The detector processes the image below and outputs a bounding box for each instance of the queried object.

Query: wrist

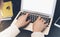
[33,28,43,32]
[33,30,42,32]
[15,22,20,28]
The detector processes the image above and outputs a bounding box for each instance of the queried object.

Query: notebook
[12,0,57,35]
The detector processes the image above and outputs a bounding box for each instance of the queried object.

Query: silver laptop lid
[21,0,57,17]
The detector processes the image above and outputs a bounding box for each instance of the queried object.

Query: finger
[18,15,24,19]
[43,23,48,31]
[37,16,41,20]
[43,20,46,23]
[40,18,44,22]
[43,20,46,24]
[45,23,48,27]
[25,13,29,17]
[26,20,31,24]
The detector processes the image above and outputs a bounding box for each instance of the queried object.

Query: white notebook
[12,0,57,35]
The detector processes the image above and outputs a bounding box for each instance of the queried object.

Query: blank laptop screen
[21,0,57,16]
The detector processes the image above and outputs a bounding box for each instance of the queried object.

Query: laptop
[11,0,57,35]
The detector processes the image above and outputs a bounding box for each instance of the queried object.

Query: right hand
[33,17,48,32]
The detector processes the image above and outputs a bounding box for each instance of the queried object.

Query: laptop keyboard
[17,11,51,25]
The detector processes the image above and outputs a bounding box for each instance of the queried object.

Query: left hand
[15,13,30,28]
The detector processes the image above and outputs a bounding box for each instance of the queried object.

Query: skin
[33,17,48,32]
[15,13,48,32]
[15,13,30,28]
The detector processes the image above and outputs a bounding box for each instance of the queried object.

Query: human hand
[33,17,48,32]
[15,13,30,28]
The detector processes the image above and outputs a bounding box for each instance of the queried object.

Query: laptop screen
[21,0,57,16]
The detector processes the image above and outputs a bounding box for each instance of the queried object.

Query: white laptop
[11,0,57,35]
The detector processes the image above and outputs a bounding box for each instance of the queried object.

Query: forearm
[31,32,45,37]
[0,24,20,37]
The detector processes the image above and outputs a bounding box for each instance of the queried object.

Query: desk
[1,0,60,37]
